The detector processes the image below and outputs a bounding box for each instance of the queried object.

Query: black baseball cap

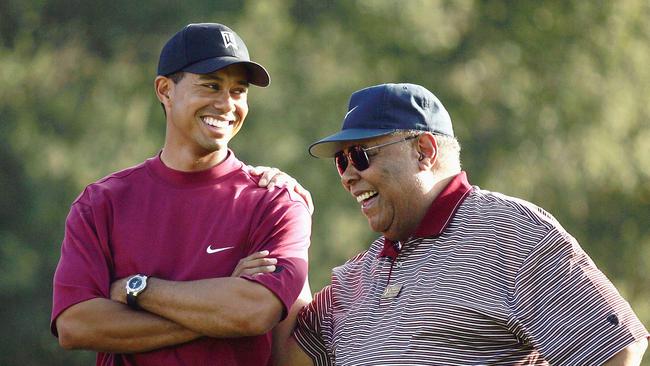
[309,83,454,158]
[157,23,270,87]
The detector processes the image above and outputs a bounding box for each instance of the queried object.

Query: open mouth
[356,190,378,204]
[201,116,233,128]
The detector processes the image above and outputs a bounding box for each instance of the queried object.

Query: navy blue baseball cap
[309,83,454,158]
[157,23,270,87]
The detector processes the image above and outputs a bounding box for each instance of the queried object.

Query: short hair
[160,72,186,116]
[167,71,185,84]
[394,130,462,174]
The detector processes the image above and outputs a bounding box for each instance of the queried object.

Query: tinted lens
[349,146,370,171]
[335,152,348,175]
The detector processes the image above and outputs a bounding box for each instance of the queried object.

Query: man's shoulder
[235,165,311,214]
[450,187,573,256]
[97,160,149,184]
[332,237,383,275]
[463,187,564,232]
[72,159,150,206]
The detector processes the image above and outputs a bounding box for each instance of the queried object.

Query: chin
[367,221,385,234]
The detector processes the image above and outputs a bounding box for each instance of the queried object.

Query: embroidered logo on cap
[221,31,238,50]
[344,106,358,120]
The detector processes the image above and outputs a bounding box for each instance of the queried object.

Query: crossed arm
[57,251,317,364]
[55,169,313,353]
[57,251,646,364]
[56,252,283,352]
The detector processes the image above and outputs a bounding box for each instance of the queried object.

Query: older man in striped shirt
[270,83,648,365]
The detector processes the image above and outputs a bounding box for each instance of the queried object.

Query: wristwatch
[125,274,148,310]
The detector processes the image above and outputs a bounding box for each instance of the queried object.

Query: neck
[385,171,457,242]
[426,172,457,205]
[160,145,228,172]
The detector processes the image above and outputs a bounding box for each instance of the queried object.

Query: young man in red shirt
[51,23,312,366]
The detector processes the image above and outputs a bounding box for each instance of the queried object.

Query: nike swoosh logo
[206,245,234,254]
[344,106,358,120]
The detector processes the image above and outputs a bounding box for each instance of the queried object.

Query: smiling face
[339,134,427,241]
[158,64,249,167]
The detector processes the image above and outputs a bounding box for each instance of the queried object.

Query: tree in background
[0,1,648,364]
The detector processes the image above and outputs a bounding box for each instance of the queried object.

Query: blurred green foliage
[1,0,648,364]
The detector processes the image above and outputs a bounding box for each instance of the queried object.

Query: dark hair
[167,72,185,84]
[160,72,186,116]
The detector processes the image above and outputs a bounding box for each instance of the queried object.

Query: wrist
[125,274,149,310]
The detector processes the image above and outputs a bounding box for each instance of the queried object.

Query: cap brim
[183,56,270,87]
[308,128,397,158]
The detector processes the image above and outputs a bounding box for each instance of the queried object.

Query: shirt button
[396,261,403,268]
[607,314,619,326]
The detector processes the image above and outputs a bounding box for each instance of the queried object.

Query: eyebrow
[197,74,249,87]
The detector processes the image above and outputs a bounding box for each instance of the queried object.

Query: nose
[213,91,235,113]
[340,161,359,191]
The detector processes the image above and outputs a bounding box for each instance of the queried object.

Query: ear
[154,76,173,110]
[416,133,437,170]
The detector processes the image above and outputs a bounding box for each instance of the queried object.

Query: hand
[231,250,277,277]
[110,277,129,304]
[248,166,314,215]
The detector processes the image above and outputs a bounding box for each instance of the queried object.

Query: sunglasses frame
[334,135,419,175]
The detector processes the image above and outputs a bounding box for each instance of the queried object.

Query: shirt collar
[379,171,472,258]
[147,149,242,187]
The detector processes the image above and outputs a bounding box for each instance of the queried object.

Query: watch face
[128,277,143,290]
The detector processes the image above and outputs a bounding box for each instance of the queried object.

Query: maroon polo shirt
[295,172,647,365]
[52,151,311,366]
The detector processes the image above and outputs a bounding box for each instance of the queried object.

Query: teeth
[356,191,378,203]
[202,116,231,128]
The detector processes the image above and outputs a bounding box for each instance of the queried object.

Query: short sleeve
[51,191,113,336]
[509,228,649,364]
[293,285,334,366]
[241,190,311,320]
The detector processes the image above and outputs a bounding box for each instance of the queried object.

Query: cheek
[230,102,248,136]
[237,100,249,118]
[175,96,200,115]
[379,165,400,188]
[378,167,407,202]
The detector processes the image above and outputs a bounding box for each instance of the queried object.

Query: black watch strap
[125,274,148,310]
[126,292,141,310]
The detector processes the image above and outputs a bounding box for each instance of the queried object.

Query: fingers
[248,165,292,189]
[256,167,283,188]
[270,175,315,214]
[231,250,278,277]
[263,169,285,189]
[247,166,314,214]
[259,168,298,192]
[247,165,269,176]
[248,166,272,186]
[294,185,314,215]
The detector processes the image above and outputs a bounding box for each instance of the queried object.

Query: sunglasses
[334,135,418,175]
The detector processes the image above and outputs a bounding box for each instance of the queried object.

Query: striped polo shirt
[294,172,648,365]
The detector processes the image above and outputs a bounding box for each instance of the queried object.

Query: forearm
[273,279,313,366]
[136,277,283,337]
[56,298,200,353]
[272,303,314,366]
[603,338,648,366]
